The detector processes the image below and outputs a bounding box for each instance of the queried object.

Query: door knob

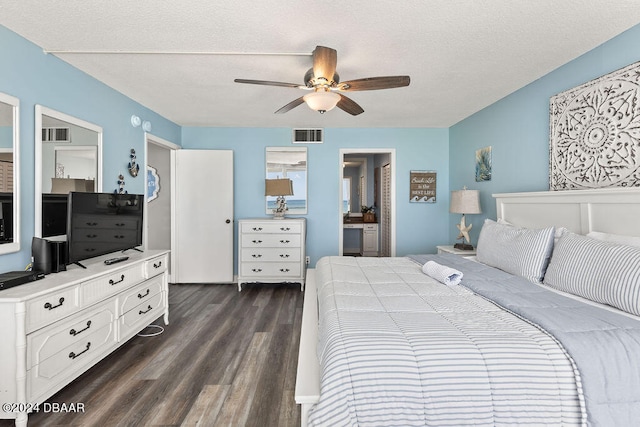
[225,219,231,224]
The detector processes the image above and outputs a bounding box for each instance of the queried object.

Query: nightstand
[436,245,477,256]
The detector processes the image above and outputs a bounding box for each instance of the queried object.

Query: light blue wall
[4,18,639,274]
[181,127,450,267]
[0,25,181,271]
[449,23,640,246]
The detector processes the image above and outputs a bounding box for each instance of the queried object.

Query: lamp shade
[265,178,294,196]
[450,189,481,214]
[303,91,340,113]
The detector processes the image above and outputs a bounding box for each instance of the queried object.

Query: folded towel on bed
[422,260,463,286]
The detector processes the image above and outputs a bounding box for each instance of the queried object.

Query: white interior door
[173,150,234,283]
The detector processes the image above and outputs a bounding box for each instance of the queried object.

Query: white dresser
[0,250,169,427]
[237,218,306,291]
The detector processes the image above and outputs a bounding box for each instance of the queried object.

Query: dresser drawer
[240,247,301,262]
[26,287,81,333]
[241,234,301,248]
[119,277,163,315]
[119,292,165,340]
[240,222,302,234]
[144,253,168,278]
[81,264,144,305]
[240,262,302,278]
[28,322,116,402]
[27,299,117,369]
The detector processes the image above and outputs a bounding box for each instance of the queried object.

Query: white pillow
[476,219,555,283]
[497,218,568,244]
[587,231,640,248]
[544,231,640,317]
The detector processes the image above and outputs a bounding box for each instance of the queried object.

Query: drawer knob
[138,289,150,299]
[115,223,126,227]
[113,235,126,239]
[252,227,263,231]
[252,268,262,273]
[109,274,125,285]
[252,239,263,244]
[44,297,65,311]
[85,222,98,226]
[280,268,291,273]
[279,254,290,258]
[70,320,92,336]
[251,254,262,258]
[280,240,290,244]
[86,234,98,239]
[280,227,290,231]
[139,305,153,315]
[153,261,162,268]
[69,342,91,359]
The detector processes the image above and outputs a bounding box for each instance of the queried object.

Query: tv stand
[0,250,170,427]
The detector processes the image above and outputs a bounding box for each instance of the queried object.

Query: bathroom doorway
[338,148,396,257]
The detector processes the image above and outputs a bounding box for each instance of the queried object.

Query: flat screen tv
[66,192,144,267]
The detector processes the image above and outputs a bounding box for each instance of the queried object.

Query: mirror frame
[265,146,308,215]
[0,92,20,254]
[34,105,103,237]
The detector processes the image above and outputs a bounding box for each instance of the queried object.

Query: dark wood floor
[2,282,303,427]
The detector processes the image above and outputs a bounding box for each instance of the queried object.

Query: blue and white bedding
[309,256,585,426]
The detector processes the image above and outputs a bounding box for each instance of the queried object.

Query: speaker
[50,240,67,273]
[32,237,51,274]
[32,237,68,274]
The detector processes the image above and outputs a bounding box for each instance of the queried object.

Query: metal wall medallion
[549,60,640,190]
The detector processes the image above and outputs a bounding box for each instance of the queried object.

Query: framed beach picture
[475,146,492,182]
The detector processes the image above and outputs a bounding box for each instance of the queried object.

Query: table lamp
[265,178,294,219]
[449,187,481,250]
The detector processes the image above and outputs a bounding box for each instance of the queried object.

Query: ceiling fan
[234,46,410,116]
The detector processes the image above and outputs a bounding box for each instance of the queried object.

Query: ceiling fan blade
[275,97,305,114]
[234,79,302,88]
[338,76,410,91]
[336,94,364,116]
[312,46,338,82]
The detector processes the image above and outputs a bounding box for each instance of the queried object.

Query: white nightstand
[437,245,477,256]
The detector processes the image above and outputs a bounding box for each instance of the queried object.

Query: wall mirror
[342,156,368,216]
[0,92,20,254]
[35,105,102,238]
[265,147,307,215]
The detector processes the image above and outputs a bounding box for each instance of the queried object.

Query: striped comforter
[309,256,583,426]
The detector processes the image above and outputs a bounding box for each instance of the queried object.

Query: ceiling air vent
[42,127,70,143]
[292,128,323,144]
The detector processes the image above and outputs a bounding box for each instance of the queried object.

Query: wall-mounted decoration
[475,146,492,182]
[128,149,140,177]
[549,60,640,190]
[115,173,127,194]
[410,170,436,203]
[147,166,160,202]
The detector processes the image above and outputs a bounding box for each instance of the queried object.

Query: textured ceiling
[1,0,640,128]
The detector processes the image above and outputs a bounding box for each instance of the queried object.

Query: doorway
[145,133,179,282]
[338,148,396,257]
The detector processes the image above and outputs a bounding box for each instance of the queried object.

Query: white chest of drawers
[0,250,169,427]
[237,218,306,291]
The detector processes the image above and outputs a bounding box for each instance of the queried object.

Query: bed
[295,187,640,426]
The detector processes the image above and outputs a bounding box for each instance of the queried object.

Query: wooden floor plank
[0,283,303,427]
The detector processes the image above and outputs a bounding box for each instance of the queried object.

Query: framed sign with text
[410,170,436,203]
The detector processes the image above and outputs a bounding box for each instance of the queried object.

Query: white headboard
[494,187,640,238]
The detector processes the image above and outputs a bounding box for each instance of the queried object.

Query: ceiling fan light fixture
[303,91,340,113]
